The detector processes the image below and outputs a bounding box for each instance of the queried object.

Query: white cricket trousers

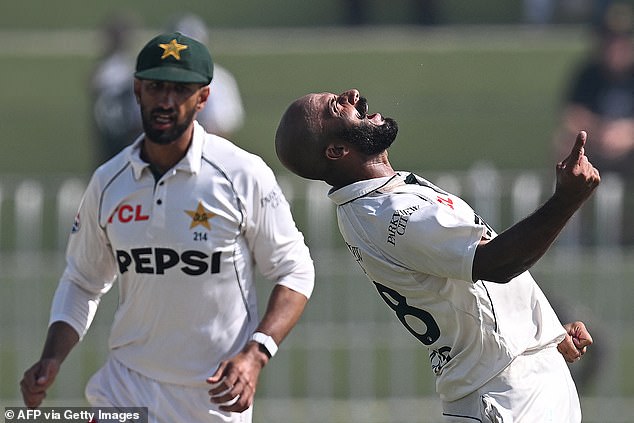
[85,355,253,423]
[441,345,581,422]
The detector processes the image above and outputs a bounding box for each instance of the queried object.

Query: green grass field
[2,27,587,178]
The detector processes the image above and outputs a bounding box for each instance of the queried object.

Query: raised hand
[555,131,601,203]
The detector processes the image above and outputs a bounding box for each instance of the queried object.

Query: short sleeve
[387,200,485,282]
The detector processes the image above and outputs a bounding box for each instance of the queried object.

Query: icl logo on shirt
[108,203,150,224]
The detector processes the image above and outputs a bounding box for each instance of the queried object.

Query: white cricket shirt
[329,172,565,401]
[50,121,314,388]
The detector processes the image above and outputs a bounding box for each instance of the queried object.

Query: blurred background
[1,1,633,422]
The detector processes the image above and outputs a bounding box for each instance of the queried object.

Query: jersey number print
[373,281,440,345]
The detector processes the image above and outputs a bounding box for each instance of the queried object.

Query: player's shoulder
[342,189,430,244]
[353,176,465,233]
[76,147,135,206]
[371,180,439,212]
[91,146,134,183]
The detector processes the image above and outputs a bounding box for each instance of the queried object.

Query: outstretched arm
[20,321,80,407]
[473,131,600,283]
[207,285,308,412]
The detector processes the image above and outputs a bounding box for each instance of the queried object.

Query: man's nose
[157,87,177,107]
[340,89,360,104]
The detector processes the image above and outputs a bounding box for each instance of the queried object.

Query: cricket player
[274,89,598,422]
[20,32,314,423]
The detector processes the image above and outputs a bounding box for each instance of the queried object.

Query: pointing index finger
[570,130,587,160]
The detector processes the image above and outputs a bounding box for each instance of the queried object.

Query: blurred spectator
[523,0,616,26]
[167,14,245,139]
[344,0,367,26]
[592,0,616,26]
[344,0,440,26]
[414,0,441,25]
[554,2,634,244]
[90,13,143,164]
[523,0,556,24]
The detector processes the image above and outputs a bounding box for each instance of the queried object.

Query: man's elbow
[472,244,530,283]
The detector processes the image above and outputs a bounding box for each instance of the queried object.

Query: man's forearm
[473,193,584,283]
[254,285,308,346]
[41,321,80,363]
[473,131,600,283]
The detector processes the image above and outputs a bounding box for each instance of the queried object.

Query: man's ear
[325,143,349,160]
[133,79,141,103]
[197,85,210,111]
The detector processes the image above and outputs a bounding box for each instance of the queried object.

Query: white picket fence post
[14,180,44,251]
[512,172,543,222]
[0,185,3,247]
[55,178,86,250]
[595,173,624,246]
[468,161,501,229]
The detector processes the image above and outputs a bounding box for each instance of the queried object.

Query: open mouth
[151,109,176,128]
[356,98,369,118]
[355,96,384,124]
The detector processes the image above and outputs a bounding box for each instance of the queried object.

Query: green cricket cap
[135,32,213,84]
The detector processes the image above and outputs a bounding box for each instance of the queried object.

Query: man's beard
[141,106,197,145]
[339,117,399,156]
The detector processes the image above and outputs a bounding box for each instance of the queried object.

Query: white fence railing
[0,165,626,252]
[1,168,632,423]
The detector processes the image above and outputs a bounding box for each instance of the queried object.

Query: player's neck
[141,132,192,177]
[328,154,395,190]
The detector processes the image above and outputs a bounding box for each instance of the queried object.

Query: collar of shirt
[126,121,205,180]
[328,172,407,206]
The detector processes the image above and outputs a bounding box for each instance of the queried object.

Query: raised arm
[472,131,600,283]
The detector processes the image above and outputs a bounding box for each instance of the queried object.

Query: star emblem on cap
[185,201,215,230]
[159,39,188,60]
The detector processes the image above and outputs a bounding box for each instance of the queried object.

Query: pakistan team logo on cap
[159,39,188,60]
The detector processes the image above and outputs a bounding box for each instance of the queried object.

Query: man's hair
[275,99,323,179]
